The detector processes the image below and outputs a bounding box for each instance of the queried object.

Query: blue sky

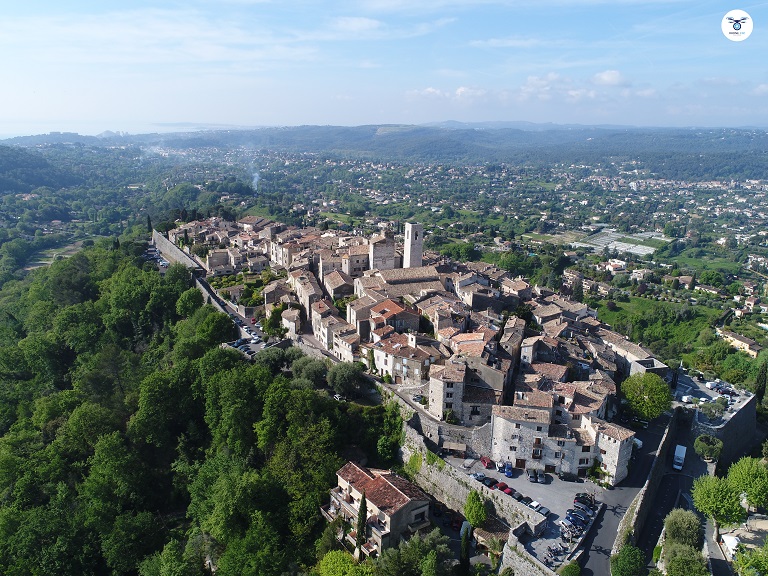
[1,0,767,135]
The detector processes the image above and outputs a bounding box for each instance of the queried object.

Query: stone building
[321,462,431,558]
[403,222,424,268]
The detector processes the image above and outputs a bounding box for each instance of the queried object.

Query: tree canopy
[620,372,672,421]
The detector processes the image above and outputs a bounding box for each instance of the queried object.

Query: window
[572,414,581,421]
[558,396,565,404]
[536,426,542,432]
[556,409,562,416]
[554,452,561,458]
[600,449,607,455]
[446,393,453,399]
[582,445,591,452]
[447,382,454,389]
[557,440,565,447]
[414,511,426,522]
[534,437,542,446]
[511,446,517,452]
[578,458,589,465]
[515,423,521,429]
[532,449,542,459]
[445,403,452,410]
[470,406,481,416]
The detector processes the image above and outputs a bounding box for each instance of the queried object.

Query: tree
[464,490,487,528]
[663,509,701,549]
[327,362,366,397]
[572,280,584,303]
[458,527,471,576]
[756,360,767,406]
[356,491,367,554]
[664,544,707,576]
[727,457,768,512]
[610,545,645,576]
[176,287,204,318]
[317,550,359,576]
[620,373,672,421]
[558,562,581,576]
[692,474,745,541]
[693,434,722,462]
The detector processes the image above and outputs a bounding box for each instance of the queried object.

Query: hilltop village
[165,215,669,487]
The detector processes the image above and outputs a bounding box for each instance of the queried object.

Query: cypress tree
[356,490,367,554]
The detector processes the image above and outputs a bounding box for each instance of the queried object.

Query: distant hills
[3,123,768,178]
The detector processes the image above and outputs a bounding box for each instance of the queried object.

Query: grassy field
[521,230,586,245]
[616,236,668,249]
[593,295,722,328]
[669,255,742,274]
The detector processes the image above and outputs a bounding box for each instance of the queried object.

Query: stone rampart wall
[612,409,679,554]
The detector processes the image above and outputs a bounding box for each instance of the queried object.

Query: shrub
[664,508,702,549]
[694,434,723,461]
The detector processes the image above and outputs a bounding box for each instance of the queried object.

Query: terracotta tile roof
[464,386,500,404]
[591,416,634,442]
[371,299,405,319]
[493,405,551,424]
[531,362,569,382]
[337,462,429,515]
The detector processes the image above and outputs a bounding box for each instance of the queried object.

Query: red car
[496,482,509,491]
[502,487,514,496]
[480,456,495,469]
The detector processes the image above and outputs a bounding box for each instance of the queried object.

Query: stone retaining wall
[499,534,556,576]
[401,421,547,535]
[692,393,758,469]
[612,409,679,554]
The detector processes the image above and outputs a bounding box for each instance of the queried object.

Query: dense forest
[0,237,406,575]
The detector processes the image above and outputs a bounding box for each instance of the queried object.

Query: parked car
[572,501,595,517]
[495,482,508,491]
[526,468,538,482]
[471,472,486,482]
[529,500,542,512]
[504,462,515,478]
[520,496,533,506]
[565,513,586,528]
[567,509,589,524]
[538,506,551,518]
[480,456,495,469]
[537,471,548,484]
[412,394,424,403]
[502,487,514,496]
[574,492,595,503]
[482,477,498,489]
[510,491,523,501]
[558,471,579,482]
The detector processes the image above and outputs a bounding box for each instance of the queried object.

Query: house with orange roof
[321,462,431,558]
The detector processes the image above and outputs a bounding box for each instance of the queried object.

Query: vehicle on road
[673,445,686,470]
[412,394,424,403]
[526,468,538,482]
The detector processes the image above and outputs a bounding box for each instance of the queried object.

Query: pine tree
[756,361,767,406]
[356,490,367,554]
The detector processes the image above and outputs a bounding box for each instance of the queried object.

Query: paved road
[635,473,694,567]
[580,415,670,576]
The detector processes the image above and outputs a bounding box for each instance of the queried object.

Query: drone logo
[722,9,753,41]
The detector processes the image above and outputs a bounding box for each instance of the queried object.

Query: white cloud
[566,88,596,102]
[470,37,544,48]
[753,84,768,96]
[517,73,563,101]
[592,70,628,86]
[331,16,383,33]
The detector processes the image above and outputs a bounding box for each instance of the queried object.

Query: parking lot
[444,455,602,566]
